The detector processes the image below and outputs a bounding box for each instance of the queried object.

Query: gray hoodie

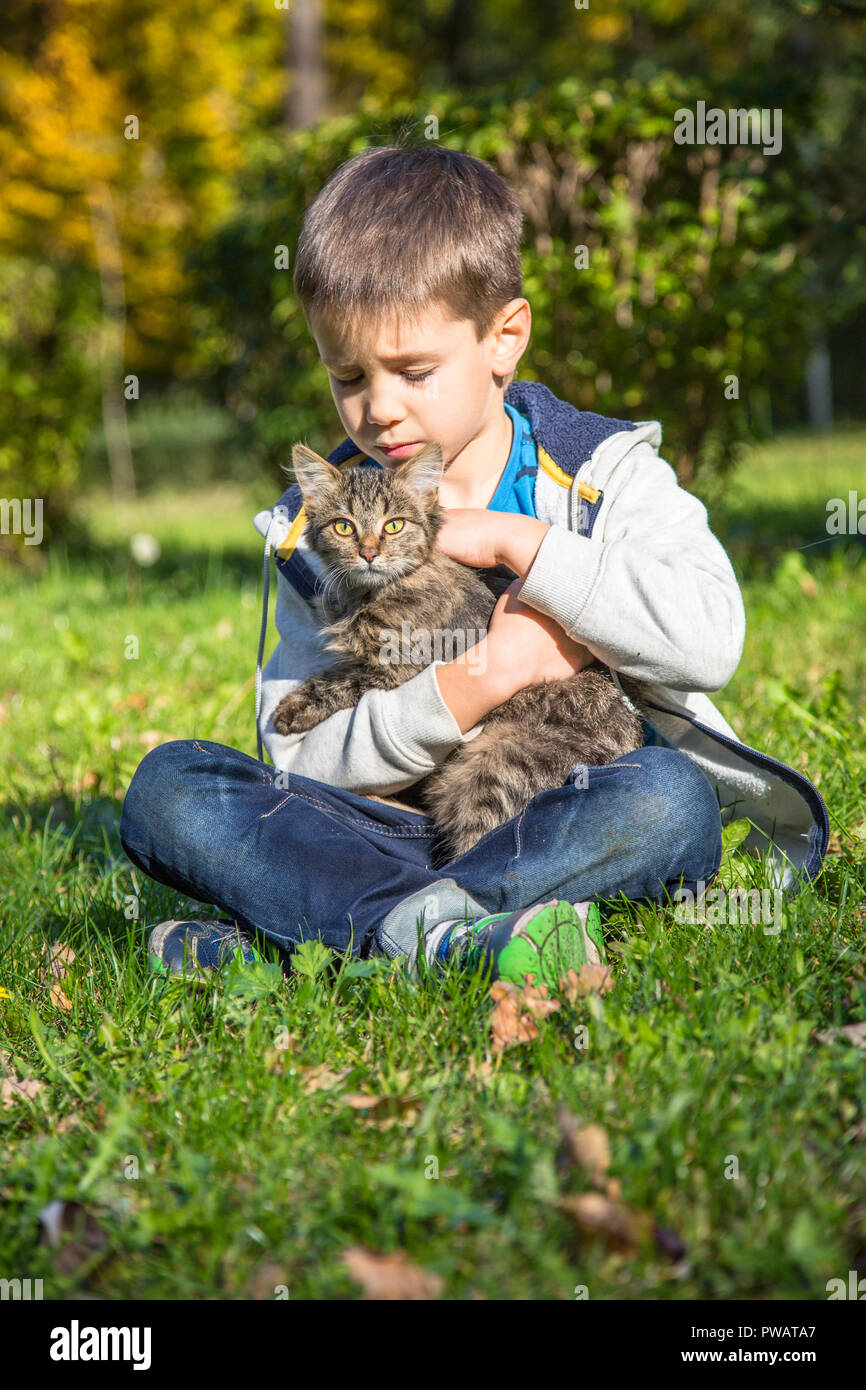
[253,381,828,892]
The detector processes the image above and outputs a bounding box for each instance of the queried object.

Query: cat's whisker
[321,564,352,610]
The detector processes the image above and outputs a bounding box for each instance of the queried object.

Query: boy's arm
[504,443,746,692]
[259,568,517,792]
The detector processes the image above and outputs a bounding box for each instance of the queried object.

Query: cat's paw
[272,689,321,735]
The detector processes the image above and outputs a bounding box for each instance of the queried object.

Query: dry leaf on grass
[466,1056,496,1084]
[558,1191,649,1253]
[40,942,75,1011]
[557,1107,611,1186]
[489,980,560,1051]
[342,1092,423,1123]
[558,964,615,1003]
[301,1064,350,1094]
[1,1077,44,1109]
[245,1260,289,1300]
[42,942,75,979]
[138,730,170,749]
[113,692,148,712]
[48,982,73,1012]
[342,1246,443,1300]
[815,1021,866,1050]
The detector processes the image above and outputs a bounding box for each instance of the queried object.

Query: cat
[272,441,644,861]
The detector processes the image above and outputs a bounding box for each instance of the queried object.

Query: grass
[0,429,864,1300]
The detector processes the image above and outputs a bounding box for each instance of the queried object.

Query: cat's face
[289,442,444,592]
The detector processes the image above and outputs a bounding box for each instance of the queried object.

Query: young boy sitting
[120,144,827,991]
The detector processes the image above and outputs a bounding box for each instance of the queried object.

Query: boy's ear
[393,442,444,498]
[287,444,341,506]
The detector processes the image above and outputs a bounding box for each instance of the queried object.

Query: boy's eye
[333,520,355,536]
[383,518,405,535]
[332,370,434,388]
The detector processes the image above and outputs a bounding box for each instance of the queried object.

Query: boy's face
[308,299,529,471]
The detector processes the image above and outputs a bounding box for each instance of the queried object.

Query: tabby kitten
[272,441,643,861]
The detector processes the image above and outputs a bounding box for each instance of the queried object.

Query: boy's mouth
[377,440,422,458]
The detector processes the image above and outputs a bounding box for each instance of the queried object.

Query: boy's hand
[485,580,593,691]
[435,509,549,578]
[433,578,594,734]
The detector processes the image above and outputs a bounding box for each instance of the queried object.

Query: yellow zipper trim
[276,507,307,559]
[537,445,601,503]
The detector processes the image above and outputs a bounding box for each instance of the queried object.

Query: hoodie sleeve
[518,441,745,692]
[258,566,478,792]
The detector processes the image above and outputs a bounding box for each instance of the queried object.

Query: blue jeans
[119,739,723,960]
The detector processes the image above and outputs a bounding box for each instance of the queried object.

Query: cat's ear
[393,442,444,498]
[288,444,341,506]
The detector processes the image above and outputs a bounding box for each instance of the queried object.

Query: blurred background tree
[0,0,863,538]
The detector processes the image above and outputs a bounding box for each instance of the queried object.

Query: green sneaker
[433,899,605,991]
[147,919,266,983]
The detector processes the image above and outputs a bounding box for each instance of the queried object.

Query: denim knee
[630,747,722,887]
[119,739,204,855]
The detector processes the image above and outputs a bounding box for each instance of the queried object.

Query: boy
[120,145,828,990]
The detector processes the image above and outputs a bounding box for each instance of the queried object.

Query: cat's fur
[272,441,644,861]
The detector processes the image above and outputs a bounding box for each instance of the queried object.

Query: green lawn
[1,430,864,1299]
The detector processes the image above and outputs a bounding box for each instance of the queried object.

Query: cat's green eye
[383,518,405,535]
[333,519,355,536]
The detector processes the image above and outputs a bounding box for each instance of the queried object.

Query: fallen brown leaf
[41,942,75,979]
[342,1092,422,1123]
[558,1191,648,1253]
[139,730,166,748]
[815,1021,866,1050]
[557,1107,611,1185]
[489,980,560,1051]
[558,964,615,1003]
[71,770,100,794]
[301,1064,350,1094]
[113,693,148,712]
[342,1246,443,1300]
[245,1260,289,1300]
[1,1076,44,1109]
[466,1056,496,1084]
[48,981,73,1012]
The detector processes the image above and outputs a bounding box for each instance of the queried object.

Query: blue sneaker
[417,899,605,991]
[147,919,265,982]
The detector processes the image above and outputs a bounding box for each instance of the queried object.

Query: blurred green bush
[192,75,832,485]
[0,257,100,549]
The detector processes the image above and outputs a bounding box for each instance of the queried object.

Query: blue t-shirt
[486,402,538,517]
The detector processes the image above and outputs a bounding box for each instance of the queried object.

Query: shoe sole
[494,899,605,991]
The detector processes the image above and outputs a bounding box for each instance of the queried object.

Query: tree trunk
[285,0,327,129]
[87,181,136,505]
[805,332,833,432]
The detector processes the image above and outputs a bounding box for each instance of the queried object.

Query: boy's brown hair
[292,144,524,346]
